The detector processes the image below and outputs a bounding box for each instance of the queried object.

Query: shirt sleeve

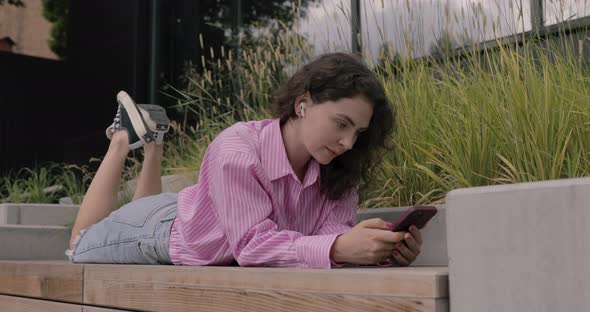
[209,152,343,269]
[315,187,358,236]
[314,186,359,267]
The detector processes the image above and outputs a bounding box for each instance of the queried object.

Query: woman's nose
[338,132,356,150]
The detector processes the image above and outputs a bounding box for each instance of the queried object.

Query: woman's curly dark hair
[271,53,395,200]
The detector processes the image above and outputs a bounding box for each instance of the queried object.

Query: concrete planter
[0,204,79,260]
[446,177,590,312]
[0,225,70,260]
[0,203,79,226]
[1,202,448,263]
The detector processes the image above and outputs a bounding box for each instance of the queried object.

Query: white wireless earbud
[299,102,306,117]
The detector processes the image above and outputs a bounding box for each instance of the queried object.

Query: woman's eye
[337,121,347,128]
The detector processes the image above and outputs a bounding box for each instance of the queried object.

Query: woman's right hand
[330,218,405,265]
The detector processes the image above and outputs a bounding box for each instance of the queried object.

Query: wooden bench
[0,261,448,311]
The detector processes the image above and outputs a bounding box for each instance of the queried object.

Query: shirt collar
[260,118,320,187]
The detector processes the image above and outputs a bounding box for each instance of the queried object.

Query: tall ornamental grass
[362,41,590,207]
[167,28,590,208]
[161,29,313,174]
[3,1,589,208]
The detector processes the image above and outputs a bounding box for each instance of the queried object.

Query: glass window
[360,0,531,59]
[544,0,590,25]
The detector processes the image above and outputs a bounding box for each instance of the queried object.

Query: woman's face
[299,95,373,165]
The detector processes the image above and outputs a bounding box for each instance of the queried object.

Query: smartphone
[391,206,437,232]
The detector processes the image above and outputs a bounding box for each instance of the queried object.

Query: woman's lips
[327,147,338,156]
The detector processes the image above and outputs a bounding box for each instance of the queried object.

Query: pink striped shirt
[168,118,358,268]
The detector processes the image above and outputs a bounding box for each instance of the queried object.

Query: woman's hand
[389,225,423,266]
[330,218,405,265]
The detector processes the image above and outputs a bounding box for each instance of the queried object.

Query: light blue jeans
[67,192,177,264]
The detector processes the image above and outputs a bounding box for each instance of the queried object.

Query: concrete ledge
[1,204,447,263]
[0,203,79,226]
[356,206,447,266]
[0,225,70,260]
[446,177,590,312]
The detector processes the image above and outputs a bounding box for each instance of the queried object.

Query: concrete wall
[0,203,79,226]
[0,0,57,59]
[0,224,69,260]
[0,203,78,260]
[446,177,590,312]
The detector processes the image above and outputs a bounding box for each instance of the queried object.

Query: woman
[67,52,423,268]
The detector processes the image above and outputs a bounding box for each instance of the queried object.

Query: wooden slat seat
[0,294,129,312]
[0,261,448,312]
[0,261,83,303]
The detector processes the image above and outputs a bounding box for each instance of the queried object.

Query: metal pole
[351,0,361,54]
[231,0,243,96]
[149,0,160,104]
[232,0,242,58]
[530,0,544,34]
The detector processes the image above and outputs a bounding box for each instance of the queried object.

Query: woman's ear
[299,102,306,117]
[293,94,307,115]
[294,92,312,117]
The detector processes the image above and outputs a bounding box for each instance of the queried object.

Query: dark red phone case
[391,206,437,232]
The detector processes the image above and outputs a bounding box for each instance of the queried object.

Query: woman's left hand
[390,225,423,266]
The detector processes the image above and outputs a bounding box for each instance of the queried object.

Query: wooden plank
[83,306,134,312]
[85,282,448,312]
[0,261,448,312]
[0,261,83,302]
[0,294,132,312]
[0,294,81,312]
[85,264,448,298]
[84,264,448,312]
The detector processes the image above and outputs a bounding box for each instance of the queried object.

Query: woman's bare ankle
[108,130,131,155]
[143,142,163,158]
